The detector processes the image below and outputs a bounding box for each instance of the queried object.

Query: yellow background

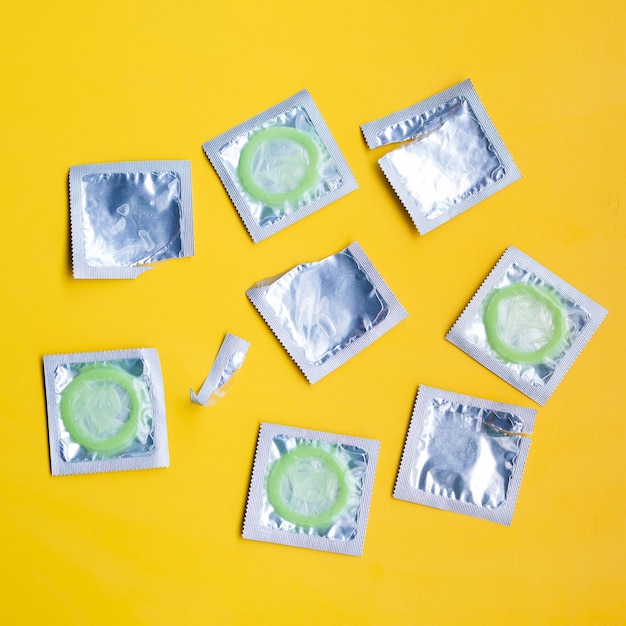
[1,1,624,624]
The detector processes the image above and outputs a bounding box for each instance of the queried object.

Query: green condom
[267,445,350,528]
[483,284,568,364]
[238,127,320,208]
[60,366,143,455]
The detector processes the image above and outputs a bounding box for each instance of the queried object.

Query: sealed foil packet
[43,348,169,475]
[243,422,380,556]
[394,385,536,525]
[360,79,520,234]
[203,90,358,243]
[246,242,408,383]
[190,333,250,406]
[69,160,194,279]
[446,247,608,405]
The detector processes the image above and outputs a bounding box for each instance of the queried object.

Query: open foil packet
[243,422,380,556]
[246,242,408,383]
[69,160,194,279]
[203,90,357,243]
[43,348,169,475]
[394,385,536,525]
[360,79,520,234]
[446,247,608,404]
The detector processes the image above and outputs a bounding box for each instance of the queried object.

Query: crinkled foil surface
[410,397,523,509]
[81,171,183,266]
[263,248,389,364]
[260,435,368,540]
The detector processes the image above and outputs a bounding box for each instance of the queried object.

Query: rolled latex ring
[237,127,320,207]
[483,283,568,364]
[60,366,142,455]
[267,445,350,528]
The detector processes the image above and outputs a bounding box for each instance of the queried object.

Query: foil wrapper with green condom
[246,242,408,383]
[360,79,521,235]
[446,247,608,405]
[243,423,380,556]
[394,386,536,525]
[69,160,194,279]
[43,348,170,476]
[203,89,358,243]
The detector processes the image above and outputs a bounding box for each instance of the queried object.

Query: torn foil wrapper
[243,422,380,556]
[394,385,536,525]
[203,89,357,243]
[190,333,250,406]
[446,246,608,405]
[360,79,520,234]
[246,242,407,383]
[43,348,169,476]
[69,160,194,279]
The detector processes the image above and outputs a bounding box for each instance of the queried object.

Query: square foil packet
[43,348,169,475]
[394,385,536,525]
[360,79,520,234]
[69,160,194,279]
[446,247,608,405]
[246,242,408,383]
[203,89,358,243]
[243,422,380,556]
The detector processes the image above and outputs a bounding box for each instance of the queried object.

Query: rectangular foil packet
[43,348,169,475]
[446,247,608,405]
[243,422,380,556]
[203,89,358,243]
[69,160,194,279]
[360,79,520,234]
[246,242,407,383]
[394,385,536,525]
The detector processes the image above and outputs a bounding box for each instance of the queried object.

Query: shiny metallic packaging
[394,385,536,525]
[246,242,408,383]
[43,348,169,476]
[203,90,357,243]
[190,333,250,406]
[243,422,380,556]
[446,247,608,404]
[360,79,520,234]
[69,160,194,279]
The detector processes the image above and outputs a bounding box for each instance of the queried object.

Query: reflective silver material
[394,385,535,525]
[260,435,368,541]
[190,333,250,406]
[218,106,342,228]
[384,97,504,220]
[463,262,590,388]
[80,171,182,266]
[43,348,170,476]
[446,247,607,405]
[263,248,389,365]
[243,422,380,556]
[53,358,155,463]
[410,397,522,509]
[360,79,521,235]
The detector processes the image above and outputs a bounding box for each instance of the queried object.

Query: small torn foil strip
[394,385,536,525]
[203,89,358,243]
[69,160,194,279]
[43,348,169,476]
[360,79,520,234]
[190,333,250,406]
[246,241,408,383]
[446,246,608,405]
[243,422,380,556]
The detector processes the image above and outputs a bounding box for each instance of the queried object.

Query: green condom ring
[60,366,142,455]
[267,445,350,528]
[238,127,320,207]
[483,283,568,364]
